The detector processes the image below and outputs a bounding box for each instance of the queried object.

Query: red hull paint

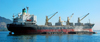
[83,29,93,32]
[13,29,93,34]
[27,19,32,21]
[38,29,74,33]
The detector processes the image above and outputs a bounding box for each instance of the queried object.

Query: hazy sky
[0,0,100,30]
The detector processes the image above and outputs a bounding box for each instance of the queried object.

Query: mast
[26,7,29,13]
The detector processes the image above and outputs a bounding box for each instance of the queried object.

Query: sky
[0,0,100,30]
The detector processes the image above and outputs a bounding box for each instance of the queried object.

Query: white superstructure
[13,8,37,25]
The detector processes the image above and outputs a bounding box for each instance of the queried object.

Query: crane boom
[80,13,89,21]
[78,13,89,23]
[69,13,74,20]
[45,12,58,25]
[67,13,74,25]
[48,12,58,20]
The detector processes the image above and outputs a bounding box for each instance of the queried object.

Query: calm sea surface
[0,30,100,42]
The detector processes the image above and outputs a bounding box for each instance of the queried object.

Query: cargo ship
[7,7,95,34]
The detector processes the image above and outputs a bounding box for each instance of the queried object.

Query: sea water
[0,30,100,42]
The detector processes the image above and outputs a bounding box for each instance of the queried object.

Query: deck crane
[45,12,58,25]
[59,16,62,22]
[67,13,74,25]
[57,16,66,26]
[57,13,74,25]
[78,13,89,23]
[58,17,66,22]
[55,16,66,26]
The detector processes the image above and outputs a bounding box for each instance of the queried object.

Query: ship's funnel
[22,8,26,15]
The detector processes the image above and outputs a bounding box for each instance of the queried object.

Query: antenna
[26,7,29,13]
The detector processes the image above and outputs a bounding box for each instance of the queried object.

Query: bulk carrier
[7,7,96,34]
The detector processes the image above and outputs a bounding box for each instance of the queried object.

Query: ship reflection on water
[6,33,98,42]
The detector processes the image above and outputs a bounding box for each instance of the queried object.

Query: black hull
[7,24,95,34]
[7,24,39,34]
